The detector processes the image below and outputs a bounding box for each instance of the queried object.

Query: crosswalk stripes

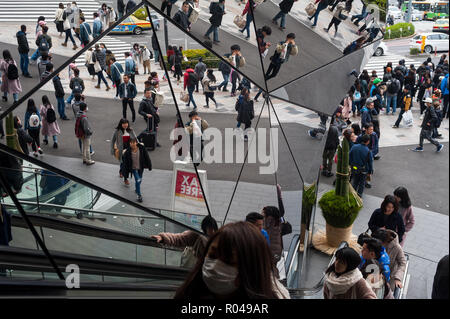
[363,53,417,78]
[0,0,102,22]
[74,36,132,68]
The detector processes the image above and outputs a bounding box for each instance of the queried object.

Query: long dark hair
[116,118,131,132]
[42,95,51,108]
[26,99,37,114]
[174,222,280,299]
[394,187,411,208]
[381,195,399,214]
[2,50,13,62]
[351,123,361,136]
[325,247,361,276]
[262,206,281,226]
[206,69,216,83]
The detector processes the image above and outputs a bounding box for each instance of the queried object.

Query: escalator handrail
[0,246,190,280]
[11,213,182,252]
[286,241,349,297]
[394,253,410,299]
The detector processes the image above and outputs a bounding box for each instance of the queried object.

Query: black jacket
[122,144,152,178]
[279,0,296,13]
[209,2,225,27]
[173,10,190,30]
[151,34,158,50]
[324,123,339,150]
[16,31,29,54]
[421,106,438,130]
[235,97,254,125]
[432,255,449,299]
[368,208,405,243]
[138,98,160,123]
[117,0,125,12]
[53,76,65,98]
[16,126,33,155]
[126,0,136,13]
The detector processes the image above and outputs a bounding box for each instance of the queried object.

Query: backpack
[46,108,56,124]
[38,35,49,52]
[72,78,82,93]
[209,1,216,14]
[387,80,399,94]
[6,62,19,80]
[75,115,86,138]
[29,113,40,128]
[188,71,198,88]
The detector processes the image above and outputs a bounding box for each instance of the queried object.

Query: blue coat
[360,246,391,282]
[360,106,372,129]
[125,58,136,75]
[357,132,378,157]
[111,62,124,83]
[80,22,92,43]
[441,74,449,96]
[349,143,373,174]
[118,82,137,99]
[93,19,102,37]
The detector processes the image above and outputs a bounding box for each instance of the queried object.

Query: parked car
[373,41,388,56]
[389,6,403,20]
[411,9,423,21]
[433,19,449,33]
[110,16,152,35]
[410,32,450,53]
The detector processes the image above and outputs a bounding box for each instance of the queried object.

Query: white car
[409,9,423,21]
[389,6,403,20]
[373,41,388,56]
[410,32,450,53]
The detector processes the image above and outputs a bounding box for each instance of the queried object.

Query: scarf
[325,268,363,298]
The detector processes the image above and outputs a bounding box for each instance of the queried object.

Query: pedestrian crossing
[362,53,418,78]
[74,35,132,68]
[0,0,101,22]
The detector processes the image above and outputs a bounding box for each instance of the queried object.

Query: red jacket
[183,68,195,90]
[242,0,255,15]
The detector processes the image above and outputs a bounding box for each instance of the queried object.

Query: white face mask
[202,257,238,296]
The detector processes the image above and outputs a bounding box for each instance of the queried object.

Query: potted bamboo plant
[312,138,363,255]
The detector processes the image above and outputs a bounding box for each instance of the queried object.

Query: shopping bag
[234,15,246,29]
[180,92,189,103]
[402,110,413,127]
[188,6,201,24]
[305,3,316,16]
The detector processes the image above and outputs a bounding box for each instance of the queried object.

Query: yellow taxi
[110,16,152,35]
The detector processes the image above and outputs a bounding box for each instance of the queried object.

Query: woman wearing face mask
[368,195,406,244]
[152,215,219,268]
[174,221,290,299]
[324,247,376,299]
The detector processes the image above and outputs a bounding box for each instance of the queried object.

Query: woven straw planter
[312,224,361,256]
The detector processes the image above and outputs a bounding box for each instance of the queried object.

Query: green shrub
[163,48,221,70]
[384,23,415,39]
[410,48,421,55]
[132,8,148,20]
[301,183,317,225]
[319,190,362,228]
[364,0,387,22]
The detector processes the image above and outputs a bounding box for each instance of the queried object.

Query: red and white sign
[175,170,204,201]
[171,161,208,216]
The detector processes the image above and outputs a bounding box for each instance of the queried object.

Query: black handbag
[357,228,371,246]
[280,217,292,236]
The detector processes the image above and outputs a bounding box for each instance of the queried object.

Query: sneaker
[435,135,444,140]
[365,182,372,188]
[85,160,95,165]
[114,96,119,100]
[419,114,424,120]
[137,195,143,203]
[326,172,334,177]
[323,28,329,32]
[412,147,423,152]
[53,142,58,149]
[392,125,399,128]
[204,105,209,108]
[156,143,161,147]
[321,170,328,177]
[23,74,32,78]
[307,129,317,138]
[38,148,43,155]
[33,151,38,157]
[437,144,444,153]
[43,139,49,145]
[90,151,95,156]
[271,20,278,25]
[374,155,381,160]
[62,116,70,120]
[2,96,7,102]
